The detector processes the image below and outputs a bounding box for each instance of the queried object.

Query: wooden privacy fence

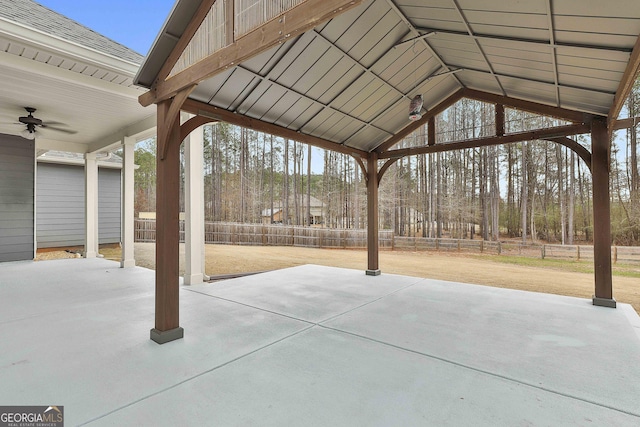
[542,244,640,264]
[134,220,640,262]
[135,220,393,249]
[393,236,502,254]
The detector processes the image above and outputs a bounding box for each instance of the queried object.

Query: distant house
[261,196,325,225]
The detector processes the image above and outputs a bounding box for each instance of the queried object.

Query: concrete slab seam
[76,324,316,426]
[315,279,423,325]
[182,287,316,326]
[317,324,640,420]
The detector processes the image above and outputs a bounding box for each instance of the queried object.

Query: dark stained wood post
[151,99,185,343]
[428,116,435,146]
[495,103,505,136]
[591,117,616,308]
[366,152,380,275]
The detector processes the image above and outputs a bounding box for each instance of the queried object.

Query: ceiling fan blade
[40,125,77,135]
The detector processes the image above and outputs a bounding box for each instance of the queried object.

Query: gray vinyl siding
[0,134,34,262]
[36,163,121,248]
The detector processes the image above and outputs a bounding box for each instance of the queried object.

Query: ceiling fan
[17,107,77,140]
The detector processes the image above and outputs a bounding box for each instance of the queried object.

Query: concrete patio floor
[1,258,639,426]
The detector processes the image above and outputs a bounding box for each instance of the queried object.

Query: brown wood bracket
[378,157,399,185]
[181,116,218,141]
[354,156,368,184]
[546,136,592,171]
[157,87,195,160]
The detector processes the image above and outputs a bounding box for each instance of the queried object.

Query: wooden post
[366,152,380,275]
[591,118,616,308]
[495,104,505,136]
[151,99,184,344]
[428,116,436,146]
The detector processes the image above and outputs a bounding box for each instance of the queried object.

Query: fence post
[614,246,618,264]
[436,238,440,251]
[541,245,545,259]
[480,240,484,253]
[576,245,580,261]
[497,241,502,255]
[457,240,461,252]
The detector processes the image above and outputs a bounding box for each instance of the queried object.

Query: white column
[121,137,136,268]
[184,122,207,285]
[84,152,99,258]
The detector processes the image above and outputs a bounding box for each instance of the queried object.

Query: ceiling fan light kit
[15,107,76,139]
[20,128,36,140]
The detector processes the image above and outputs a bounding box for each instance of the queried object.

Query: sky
[37,0,176,56]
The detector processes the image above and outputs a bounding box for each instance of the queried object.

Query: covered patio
[134,0,640,343]
[1,258,639,425]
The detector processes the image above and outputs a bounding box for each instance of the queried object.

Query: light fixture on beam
[409,94,424,121]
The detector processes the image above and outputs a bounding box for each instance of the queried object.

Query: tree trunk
[307,144,311,226]
[521,141,528,243]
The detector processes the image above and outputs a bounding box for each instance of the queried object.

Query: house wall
[36,163,121,248]
[0,135,35,262]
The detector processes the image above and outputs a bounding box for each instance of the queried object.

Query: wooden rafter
[140,0,365,107]
[462,88,588,123]
[608,34,640,128]
[181,98,369,158]
[379,123,590,159]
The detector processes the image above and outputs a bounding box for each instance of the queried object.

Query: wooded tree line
[133,82,640,245]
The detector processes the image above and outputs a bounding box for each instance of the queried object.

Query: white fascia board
[37,156,124,169]
[35,137,88,153]
[88,113,157,153]
[0,49,142,99]
[0,16,139,76]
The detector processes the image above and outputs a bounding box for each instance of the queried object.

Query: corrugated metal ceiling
[142,0,640,153]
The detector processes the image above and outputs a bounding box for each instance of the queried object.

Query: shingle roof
[0,0,143,64]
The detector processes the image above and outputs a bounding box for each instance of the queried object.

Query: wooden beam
[608,34,640,128]
[375,89,464,153]
[140,0,365,107]
[181,98,369,158]
[379,123,590,159]
[156,0,219,85]
[612,116,640,130]
[462,88,589,123]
